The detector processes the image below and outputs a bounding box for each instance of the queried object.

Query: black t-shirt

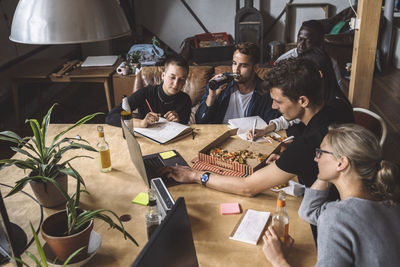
[276,98,354,187]
[105,84,192,126]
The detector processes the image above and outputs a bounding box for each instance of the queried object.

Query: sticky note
[159,150,176,160]
[221,202,241,215]
[132,192,149,206]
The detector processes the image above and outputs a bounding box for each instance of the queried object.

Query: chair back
[353,107,387,147]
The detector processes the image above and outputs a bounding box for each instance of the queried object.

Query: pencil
[145,99,154,113]
[252,119,257,141]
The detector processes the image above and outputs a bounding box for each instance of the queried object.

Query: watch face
[201,173,209,183]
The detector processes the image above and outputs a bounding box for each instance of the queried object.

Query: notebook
[122,120,189,187]
[134,118,193,144]
[81,55,118,67]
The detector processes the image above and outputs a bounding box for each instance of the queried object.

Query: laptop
[122,120,189,187]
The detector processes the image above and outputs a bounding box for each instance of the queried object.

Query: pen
[145,99,154,113]
[252,119,257,141]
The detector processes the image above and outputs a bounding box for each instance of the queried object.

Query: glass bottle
[145,188,161,240]
[272,191,289,243]
[97,125,112,172]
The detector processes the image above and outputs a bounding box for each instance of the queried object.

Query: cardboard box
[194,129,281,177]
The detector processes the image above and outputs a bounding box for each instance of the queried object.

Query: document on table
[134,118,192,144]
[81,55,118,67]
[228,116,268,142]
[229,209,270,245]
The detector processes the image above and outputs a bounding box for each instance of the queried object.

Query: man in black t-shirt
[162,58,354,196]
[106,55,192,127]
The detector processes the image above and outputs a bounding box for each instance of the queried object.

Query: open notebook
[134,118,193,144]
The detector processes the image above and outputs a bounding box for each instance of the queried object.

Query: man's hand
[164,111,179,122]
[160,165,200,183]
[140,112,161,128]
[206,74,229,107]
[266,153,280,165]
[262,225,293,267]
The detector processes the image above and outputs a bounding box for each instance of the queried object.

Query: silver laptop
[121,120,188,187]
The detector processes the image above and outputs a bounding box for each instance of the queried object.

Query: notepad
[81,55,118,67]
[220,202,241,215]
[229,209,270,245]
[134,118,193,144]
[159,151,176,160]
[132,192,149,206]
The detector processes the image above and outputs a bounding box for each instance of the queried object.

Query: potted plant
[0,104,100,208]
[40,164,138,262]
[15,223,85,267]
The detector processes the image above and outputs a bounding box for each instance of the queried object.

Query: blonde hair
[325,124,400,204]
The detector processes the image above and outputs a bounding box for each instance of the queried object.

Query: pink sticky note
[220,202,241,215]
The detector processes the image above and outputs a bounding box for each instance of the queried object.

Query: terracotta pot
[29,173,68,208]
[41,209,94,262]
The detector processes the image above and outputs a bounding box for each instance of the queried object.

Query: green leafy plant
[15,223,85,267]
[0,104,100,198]
[59,165,138,245]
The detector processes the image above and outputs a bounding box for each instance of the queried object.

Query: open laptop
[122,120,189,187]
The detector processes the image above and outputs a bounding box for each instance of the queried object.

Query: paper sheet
[229,209,270,245]
[81,55,118,67]
[228,116,270,142]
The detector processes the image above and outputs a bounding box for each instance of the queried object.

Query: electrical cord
[0,183,44,252]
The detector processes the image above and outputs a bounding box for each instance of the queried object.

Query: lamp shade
[10,0,131,44]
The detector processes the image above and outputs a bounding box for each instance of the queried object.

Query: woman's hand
[164,111,180,122]
[140,112,161,127]
[262,225,293,267]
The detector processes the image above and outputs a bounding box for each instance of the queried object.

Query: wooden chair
[353,107,387,147]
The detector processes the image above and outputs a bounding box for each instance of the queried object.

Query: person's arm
[270,116,301,132]
[105,104,123,126]
[195,76,229,123]
[163,161,295,197]
[298,180,331,225]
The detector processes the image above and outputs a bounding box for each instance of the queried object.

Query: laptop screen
[122,119,150,186]
[131,197,199,267]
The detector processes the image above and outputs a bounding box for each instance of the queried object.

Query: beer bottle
[97,125,112,172]
[272,191,289,243]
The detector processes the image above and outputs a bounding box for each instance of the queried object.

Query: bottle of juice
[97,125,111,172]
[272,190,289,243]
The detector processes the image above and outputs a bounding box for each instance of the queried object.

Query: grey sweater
[299,188,400,267]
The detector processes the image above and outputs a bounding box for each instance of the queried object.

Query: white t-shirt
[222,90,254,124]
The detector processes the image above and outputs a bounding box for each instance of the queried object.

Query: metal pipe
[180,0,209,33]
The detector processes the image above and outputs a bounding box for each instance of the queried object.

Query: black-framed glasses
[315,148,334,159]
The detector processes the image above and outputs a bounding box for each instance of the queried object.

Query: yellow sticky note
[159,150,176,160]
[132,192,149,206]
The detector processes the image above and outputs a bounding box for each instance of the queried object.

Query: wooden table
[7,59,118,126]
[0,124,316,267]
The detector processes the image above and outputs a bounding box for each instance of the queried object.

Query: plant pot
[41,209,94,262]
[29,173,68,208]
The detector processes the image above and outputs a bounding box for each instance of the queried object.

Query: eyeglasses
[315,148,334,159]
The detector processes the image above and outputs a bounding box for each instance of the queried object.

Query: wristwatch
[200,172,211,187]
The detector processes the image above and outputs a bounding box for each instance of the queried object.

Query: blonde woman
[263,124,400,267]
